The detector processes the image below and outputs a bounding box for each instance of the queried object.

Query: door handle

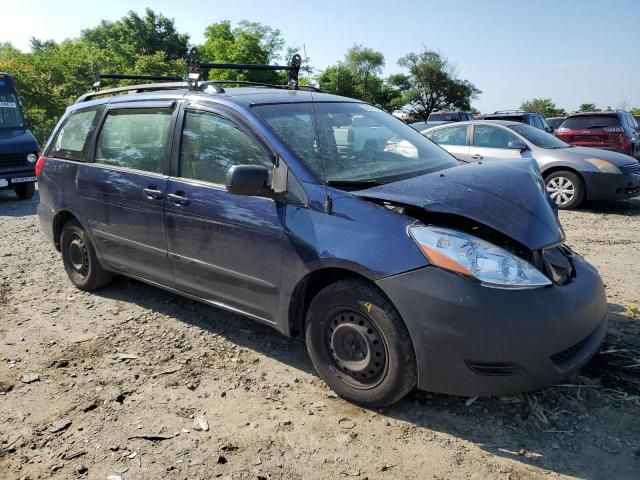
[470,154,483,160]
[167,192,191,206]
[143,187,163,200]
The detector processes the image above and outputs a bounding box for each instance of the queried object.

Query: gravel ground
[0,190,639,480]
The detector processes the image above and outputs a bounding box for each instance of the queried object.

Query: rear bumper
[0,167,37,190]
[583,172,640,200]
[376,256,607,397]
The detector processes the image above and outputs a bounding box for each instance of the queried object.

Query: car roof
[484,112,532,117]
[69,86,359,113]
[424,119,522,130]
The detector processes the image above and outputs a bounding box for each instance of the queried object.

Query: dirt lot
[0,191,638,480]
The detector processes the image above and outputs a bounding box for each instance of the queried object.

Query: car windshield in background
[254,102,458,186]
[509,124,570,149]
[0,92,25,129]
[562,115,620,129]
[428,113,459,121]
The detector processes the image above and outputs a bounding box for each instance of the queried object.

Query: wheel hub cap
[546,176,575,205]
[69,235,88,276]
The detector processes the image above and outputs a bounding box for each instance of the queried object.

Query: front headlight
[585,158,621,174]
[27,153,37,163]
[409,226,551,289]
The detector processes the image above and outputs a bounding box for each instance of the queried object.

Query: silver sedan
[421,120,640,209]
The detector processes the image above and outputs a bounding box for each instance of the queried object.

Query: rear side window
[179,110,273,185]
[51,108,100,161]
[473,124,519,148]
[562,115,620,129]
[95,109,172,174]
[425,125,468,146]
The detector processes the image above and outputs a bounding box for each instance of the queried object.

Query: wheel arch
[287,266,385,338]
[52,210,83,251]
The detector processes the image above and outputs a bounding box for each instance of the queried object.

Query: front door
[468,124,528,162]
[78,103,175,285]
[165,105,284,323]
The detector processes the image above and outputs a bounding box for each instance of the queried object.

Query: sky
[3,0,639,113]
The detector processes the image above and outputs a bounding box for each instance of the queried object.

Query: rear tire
[305,279,417,408]
[545,170,584,210]
[60,220,113,291]
[15,182,35,200]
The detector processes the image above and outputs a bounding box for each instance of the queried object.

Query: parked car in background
[36,68,607,407]
[556,111,640,159]
[410,110,474,131]
[0,72,40,199]
[546,117,566,132]
[422,120,640,209]
[483,110,554,133]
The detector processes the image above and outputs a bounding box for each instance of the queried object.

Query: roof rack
[187,47,302,90]
[77,48,307,103]
[492,110,526,114]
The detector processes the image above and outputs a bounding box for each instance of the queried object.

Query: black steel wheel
[60,220,113,291]
[305,279,417,408]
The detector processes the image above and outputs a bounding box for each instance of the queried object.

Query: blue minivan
[0,72,39,199]
[36,74,607,407]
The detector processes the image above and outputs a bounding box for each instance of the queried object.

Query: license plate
[10,176,37,183]
[0,179,7,187]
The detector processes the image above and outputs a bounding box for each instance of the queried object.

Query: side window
[95,109,172,174]
[473,124,519,148]
[426,125,468,146]
[50,107,101,161]
[179,110,273,185]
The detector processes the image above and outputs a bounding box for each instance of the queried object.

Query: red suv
[556,111,639,158]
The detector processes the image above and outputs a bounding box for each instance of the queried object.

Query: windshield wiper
[326,179,381,189]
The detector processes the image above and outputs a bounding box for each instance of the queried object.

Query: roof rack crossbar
[188,47,302,90]
[76,82,188,103]
[203,79,321,92]
[92,67,185,91]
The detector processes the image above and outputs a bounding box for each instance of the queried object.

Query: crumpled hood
[563,146,638,167]
[0,129,39,155]
[353,160,564,251]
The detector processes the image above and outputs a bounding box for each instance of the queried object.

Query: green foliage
[579,103,597,112]
[199,20,286,83]
[630,107,640,116]
[520,98,566,118]
[317,44,399,110]
[390,49,481,120]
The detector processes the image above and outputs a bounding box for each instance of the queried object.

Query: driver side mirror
[225,165,272,197]
[507,140,528,151]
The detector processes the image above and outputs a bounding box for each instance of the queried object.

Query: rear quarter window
[49,107,102,161]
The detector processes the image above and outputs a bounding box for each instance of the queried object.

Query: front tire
[305,279,417,408]
[15,182,35,200]
[545,170,585,210]
[60,220,113,291]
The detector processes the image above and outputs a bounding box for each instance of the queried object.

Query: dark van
[35,56,607,407]
[0,72,39,199]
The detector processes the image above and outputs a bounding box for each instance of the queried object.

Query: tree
[81,8,189,62]
[390,49,481,121]
[578,103,597,112]
[199,20,287,83]
[318,45,397,109]
[520,98,565,117]
[630,107,640,116]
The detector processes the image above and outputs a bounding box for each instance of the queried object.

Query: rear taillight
[35,155,46,177]
[604,126,624,133]
[556,127,570,133]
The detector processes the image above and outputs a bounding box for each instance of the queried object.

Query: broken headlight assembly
[409,225,552,289]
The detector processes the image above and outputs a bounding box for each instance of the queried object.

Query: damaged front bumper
[376,255,607,397]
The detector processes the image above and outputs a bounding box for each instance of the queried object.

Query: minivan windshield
[508,124,571,149]
[254,102,458,185]
[0,92,25,129]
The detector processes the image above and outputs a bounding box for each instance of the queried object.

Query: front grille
[0,153,26,168]
[465,360,526,376]
[550,329,594,368]
[620,162,640,175]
